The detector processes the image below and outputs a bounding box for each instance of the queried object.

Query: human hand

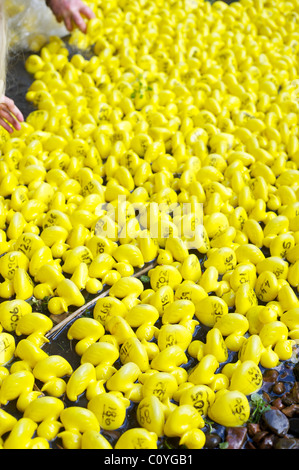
[0,96,24,133]
[46,0,95,33]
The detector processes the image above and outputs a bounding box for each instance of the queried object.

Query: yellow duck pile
[1,0,299,449]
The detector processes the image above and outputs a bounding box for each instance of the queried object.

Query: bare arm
[46,0,95,33]
[0,96,24,133]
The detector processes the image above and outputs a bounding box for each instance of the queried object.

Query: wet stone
[247,423,261,438]
[245,441,257,449]
[282,394,295,406]
[272,382,285,395]
[204,433,222,449]
[261,409,290,437]
[252,430,269,446]
[288,382,299,403]
[274,437,299,449]
[263,369,279,382]
[293,364,299,382]
[262,391,271,403]
[282,404,299,418]
[289,418,299,436]
[258,434,276,449]
[281,382,299,407]
[225,427,247,449]
[271,397,285,411]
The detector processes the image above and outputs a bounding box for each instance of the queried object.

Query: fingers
[0,117,16,134]
[80,4,96,21]
[48,0,96,33]
[2,97,24,123]
[0,97,24,134]
[71,10,86,32]
[64,13,74,31]
[71,5,95,32]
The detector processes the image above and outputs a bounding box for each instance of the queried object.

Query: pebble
[293,364,299,382]
[271,397,285,411]
[261,409,290,437]
[243,380,299,449]
[245,442,257,450]
[204,433,222,449]
[263,370,280,383]
[247,423,261,438]
[282,382,299,406]
[258,434,276,449]
[282,404,299,418]
[274,438,299,449]
[225,427,247,449]
[252,430,269,446]
[289,418,299,436]
[272,382,285,395]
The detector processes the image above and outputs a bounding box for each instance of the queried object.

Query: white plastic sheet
[5,0,68,51]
